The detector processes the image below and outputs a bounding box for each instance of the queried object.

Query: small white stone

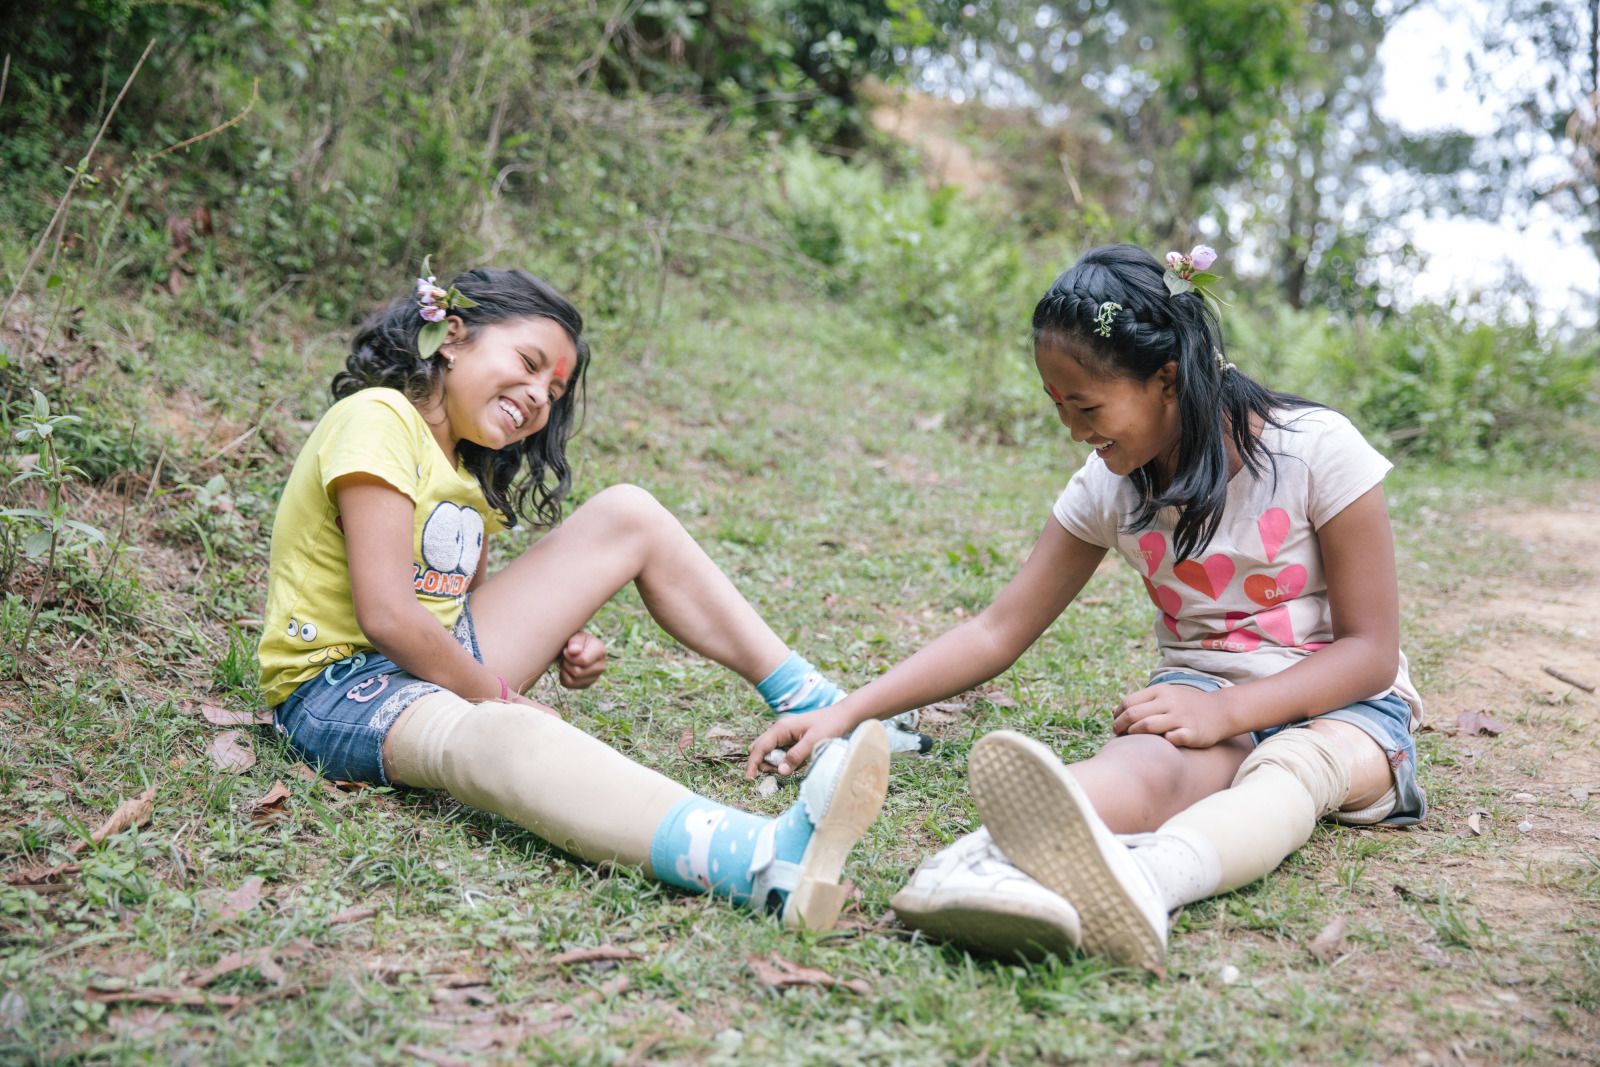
[1517,820,1533,833]
[1511,792,1536,803]
[1218,964,1241,985]
[1571,786,1591,804]
[757,776,779,798]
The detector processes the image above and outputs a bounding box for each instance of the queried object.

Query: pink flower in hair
[1189,245,1218,271]
[419,303,446,323]
[1165,251,1185,270]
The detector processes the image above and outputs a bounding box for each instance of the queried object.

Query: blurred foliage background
[1,0,1596,461]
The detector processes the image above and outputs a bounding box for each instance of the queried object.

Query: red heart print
[1254,604,1296,645]
[1257,508,1290,563]
[1173,555,1235,600]
[1244,564,1307,608]
[1152,584,1183,618]
[1224,610,1250,631]
[1138,532,1166,577]
[1161,613,1179,637]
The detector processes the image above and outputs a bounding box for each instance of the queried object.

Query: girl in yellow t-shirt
[259,265,887,931]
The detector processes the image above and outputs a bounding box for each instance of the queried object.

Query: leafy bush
[1232,302,1599,461]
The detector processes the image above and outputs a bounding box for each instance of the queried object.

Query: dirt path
[1400,483,1600,1053]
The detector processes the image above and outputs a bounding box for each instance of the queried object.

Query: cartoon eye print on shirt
[416,501,485,597]
[287,617,319,642]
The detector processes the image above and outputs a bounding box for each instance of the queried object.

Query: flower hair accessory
[415,255,478,359]
[1093,301,1122,338]
[1162,244,1228,313]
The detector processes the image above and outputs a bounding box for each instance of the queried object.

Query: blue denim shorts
[1150,670,1426,827]
[271,606,481,786]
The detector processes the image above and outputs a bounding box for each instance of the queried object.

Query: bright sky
[1376,0,1598,326]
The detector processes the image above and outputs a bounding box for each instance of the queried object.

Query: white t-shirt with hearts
[1052,406,1423,727]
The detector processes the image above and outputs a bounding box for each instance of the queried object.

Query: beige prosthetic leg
[1133,727,1354,906]
[382,690,690,873]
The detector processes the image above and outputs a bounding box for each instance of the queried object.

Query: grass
[2,261,1599,1063]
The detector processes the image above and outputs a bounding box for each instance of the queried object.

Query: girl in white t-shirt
[747,243,1426,972]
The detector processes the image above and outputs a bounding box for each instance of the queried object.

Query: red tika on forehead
[1046,384,1066,404]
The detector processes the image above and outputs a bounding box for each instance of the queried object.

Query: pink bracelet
[495,674,510,701]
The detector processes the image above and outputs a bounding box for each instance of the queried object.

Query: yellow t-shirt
[257,388,509,706]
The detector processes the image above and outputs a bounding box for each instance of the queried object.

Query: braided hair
[332,267,590,530]
[1032,244,1312,561]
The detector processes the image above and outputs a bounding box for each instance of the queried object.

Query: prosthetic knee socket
[1232,727,1351,819]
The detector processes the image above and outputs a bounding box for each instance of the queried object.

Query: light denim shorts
[1151,670,1427,826]
[271,605,480,786]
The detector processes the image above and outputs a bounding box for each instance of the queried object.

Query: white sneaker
[751,720,891,932]
[891,827,1082,961]
[968,730,1168,973]
[766,709,931,769]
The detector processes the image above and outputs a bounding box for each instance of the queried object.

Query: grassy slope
[2,271,1597,1064]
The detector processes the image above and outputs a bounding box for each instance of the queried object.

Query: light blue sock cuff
[649,795,705,894]
[756,651,843,716]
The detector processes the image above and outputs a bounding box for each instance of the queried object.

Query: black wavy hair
[1032,243,1313,561]
[331,267,589,529]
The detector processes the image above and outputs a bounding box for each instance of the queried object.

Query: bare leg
[469,484,791,691]
[1064,732,1255,834]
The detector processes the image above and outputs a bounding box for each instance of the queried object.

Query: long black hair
[1032,244,1312,561]
[332,267,590,529]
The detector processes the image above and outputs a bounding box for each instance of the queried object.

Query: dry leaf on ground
[532,976,629,1035]
[1306,916,1348,963]
[187,949,285,988]
[207,730,256,774]
[201,702,273,727]
[747,953,870,995]
[5,862,81,891]
[979,689,1018,708]
[1468,809,1490,835]
[248,780,291,820]
[1456,710,1509,736]
[213,876,264,921]
[81,785,157,850]
[550,945,641,968]
[327,905,377,926]
[84,987,245,1007]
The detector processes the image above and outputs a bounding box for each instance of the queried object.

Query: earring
[444,354,455,371]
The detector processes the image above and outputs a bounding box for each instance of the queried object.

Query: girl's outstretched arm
[1113,484,1402,747]
[745,520,1107,777]
[336,474,545,708]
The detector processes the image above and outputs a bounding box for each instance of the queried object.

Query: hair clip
[1213,348,1236,374]
[1093,301,1122,338]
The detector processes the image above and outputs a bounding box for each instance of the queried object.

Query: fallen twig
[1542,665,1595,694]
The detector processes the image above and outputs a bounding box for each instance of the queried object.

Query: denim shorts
[1150,670,1427,827]
[271,605,481,786]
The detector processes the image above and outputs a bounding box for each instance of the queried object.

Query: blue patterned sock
[649,795,813,909]
[756,652,844,717]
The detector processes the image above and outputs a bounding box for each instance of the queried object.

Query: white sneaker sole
[782,720,890,931]
[891,884,1080,961]
[968,731,1167,973]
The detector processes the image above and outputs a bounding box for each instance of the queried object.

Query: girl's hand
[1112,684,1233,749]
[557,631,607,689]
[744,703,854,779]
